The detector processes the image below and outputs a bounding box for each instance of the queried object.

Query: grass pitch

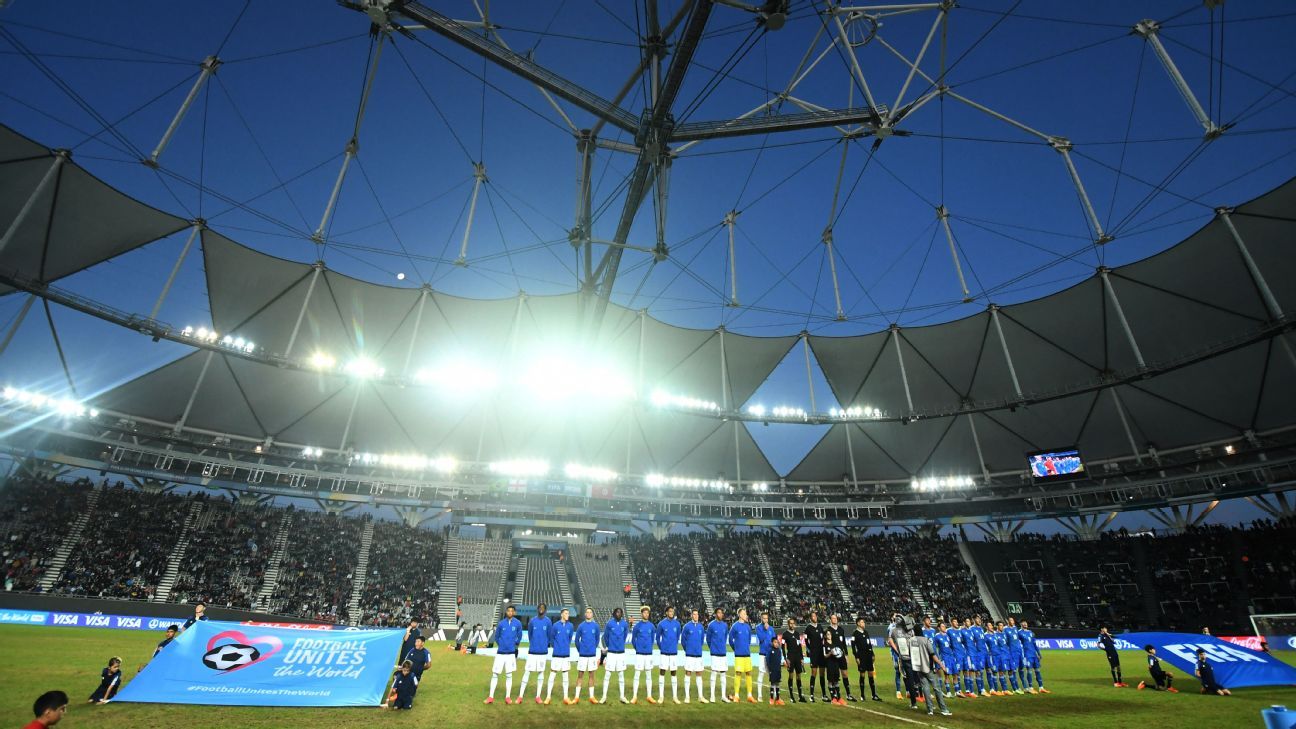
[0,625,1287,728]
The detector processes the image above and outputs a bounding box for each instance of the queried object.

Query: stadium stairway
[690,543,714,615]
[255,512,293,611]
[619,546,642,618]
[511,551,528,605]
[829,563,854,617]
[437,537,459,629]
[898,557,932,617]
[959,539,1007,622]
[345,520,375,625]
[1129,538,1162,628]
[36,486,101,592]
[754,542,783,618]
[1043,547,1082,628]
[152,499,205,603]
[555,556,574,608]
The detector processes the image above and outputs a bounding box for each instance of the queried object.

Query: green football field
[1,625,1288,728]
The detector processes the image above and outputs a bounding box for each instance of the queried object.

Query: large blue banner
[112,619,404,707]
[1124,632,1296,689]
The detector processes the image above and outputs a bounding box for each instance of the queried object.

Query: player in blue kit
[948,618,970,698]
[988,623,1009,695]
[630,606,657,704]
[574,607,601,703]
[754,611,777,701]
[656,606,683,703]
[706,608,730,703]
[1020,620,1048,693]
[547,608,576,704]
[518,603,553,704]
[602,607,630,703]
[967,615,988,696]
[886,617,904,699]
[1002,619,1023,694]
[933,623,955,698]
[484,605,523,704]
[681,609,707,703]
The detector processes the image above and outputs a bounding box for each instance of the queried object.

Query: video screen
[1027,448,1086,482]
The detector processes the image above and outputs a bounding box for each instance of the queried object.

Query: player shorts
[524,653,548,671]
[633,652,656,671]
[684,656,704,672]
[551,656,571,671]
[970,654,985,671]
[756,654,768,673]
[734,656,752,673]
[809,652,826,669]
[709,655,728,672]
[1105,651,1120,668]
[951,654,965,671]
[941,654,956,672]
[577,656,599,672]
[1025,654,1040,669]
[605,652,627,672]
[1005,653,1021,670]
[787,658,804,674]
[659,653,680,671]
[492,654,518,673]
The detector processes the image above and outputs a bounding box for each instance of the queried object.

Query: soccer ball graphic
[202,643,261,671]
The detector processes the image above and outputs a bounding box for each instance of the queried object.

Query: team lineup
[476,602,1050,717]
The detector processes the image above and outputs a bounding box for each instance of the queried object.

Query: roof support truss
[146,55,221,167]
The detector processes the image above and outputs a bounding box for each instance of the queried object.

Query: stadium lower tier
[2,475,1293,634]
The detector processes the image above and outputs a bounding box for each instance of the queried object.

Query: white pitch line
[841,700,954,729]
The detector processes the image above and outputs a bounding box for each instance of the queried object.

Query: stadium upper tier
[2,475,1292,634]
[1,122,1295,503]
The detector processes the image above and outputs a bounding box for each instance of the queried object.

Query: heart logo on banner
[206,629,284,673]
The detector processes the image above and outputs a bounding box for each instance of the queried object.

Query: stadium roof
[1,1,1294,494]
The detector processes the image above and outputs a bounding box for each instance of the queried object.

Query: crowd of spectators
[762,533,849,621]
[626,534,704,616]
[697,533,777,619]
[358,520,445,627]
[53,483,188,600]
[1,475,91,592]
[170,495,279,609]
[265,508,364,624]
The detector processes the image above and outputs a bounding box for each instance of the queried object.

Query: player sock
[505,673,513,698]
[601,672,610,701]
[645,670,654,699]
[843,676,852,697]
[819,673,827,696]
[720,672,727,700]
[1008,672,1019,691]
[671,675,678,701]
[562,672,569,701]
[518,673,529,700]
[868,673,876,697]
[631,669,639,701]
[489,674,499,698]
[710,672,717,702]
[685,675,691,701]
[545,672,554,701]
[974,675,983,694]
[1034,668,1043,688]
[696,675,703,699]
[757,672,763,700]
[619,672,626,700]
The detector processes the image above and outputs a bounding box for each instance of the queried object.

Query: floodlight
[308,352,337,370]
[747,404,766,417]
[565,463,618,483]
[489,459,550,478]
[344,357,385,379]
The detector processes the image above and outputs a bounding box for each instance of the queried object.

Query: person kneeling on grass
[87,657,122,704]
[1194,649,1231,696]
[385,661,417,710]
[1137,645,1178,693]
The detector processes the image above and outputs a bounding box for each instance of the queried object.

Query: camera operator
[887,613,919,705]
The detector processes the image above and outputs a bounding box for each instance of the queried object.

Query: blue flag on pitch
[1123,632,1296,689]
[113,620,405,706]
